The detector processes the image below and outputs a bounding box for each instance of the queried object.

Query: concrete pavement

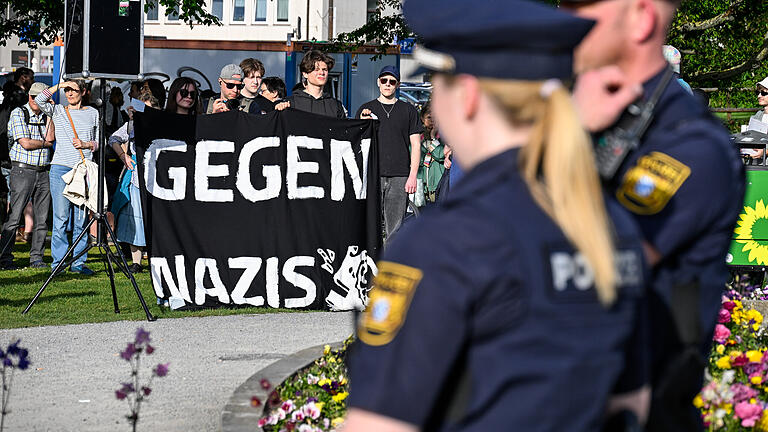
[0,312,354,431]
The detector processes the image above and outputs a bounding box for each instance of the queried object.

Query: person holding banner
[345,0,649,430]
[35,80,100,276]
[280,50,346,119]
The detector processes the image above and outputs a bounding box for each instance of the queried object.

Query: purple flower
[120,343,137,361]
[744,362,762,376]
[142,386,152,396]
[145,345,155,355]
[120,382,136,394]
[17,358,29,370]
[115,389,127,400]
[135,328,151,345]
[6,340,20,356]
[723,301,736,311]
[260,378,271,390]
[306,397,318,403]
[153,363,169,377]
[3,358,12,367]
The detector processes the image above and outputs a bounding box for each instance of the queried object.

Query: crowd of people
[0,51,452,283]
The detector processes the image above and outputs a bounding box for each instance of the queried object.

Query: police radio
[593,68,676,181]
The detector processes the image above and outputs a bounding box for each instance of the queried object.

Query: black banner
[134,109,380,310]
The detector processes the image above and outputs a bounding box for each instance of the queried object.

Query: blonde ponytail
[478,79,618,306]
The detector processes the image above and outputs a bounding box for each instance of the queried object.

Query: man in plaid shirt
[0,82,53,270]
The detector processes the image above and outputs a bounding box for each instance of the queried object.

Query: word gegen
[143,136,372,202]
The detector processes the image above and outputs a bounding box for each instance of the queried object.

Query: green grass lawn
[0,241,297,329]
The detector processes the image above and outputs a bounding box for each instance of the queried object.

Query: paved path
[0,312,354,432]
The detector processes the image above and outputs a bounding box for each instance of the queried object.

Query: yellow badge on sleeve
[358,261,423,346]
[616,151,690,215]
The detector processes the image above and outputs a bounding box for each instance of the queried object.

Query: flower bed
[257,338,352,432]
[698,286,768,429]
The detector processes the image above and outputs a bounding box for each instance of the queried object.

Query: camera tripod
[23,78,155,321]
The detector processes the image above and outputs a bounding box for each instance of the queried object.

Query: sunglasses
[759,90,768,97]
[379,78,398,86]
[179,89,198,99]
[222,81,245,90]
[63,87,80,93]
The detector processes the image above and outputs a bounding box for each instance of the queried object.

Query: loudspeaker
[64,0,144,80]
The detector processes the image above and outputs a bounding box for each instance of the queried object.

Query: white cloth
[61,158,108,213]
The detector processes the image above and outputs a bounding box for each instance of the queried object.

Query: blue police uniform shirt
[348,148,648,431]
[610,67,745,369]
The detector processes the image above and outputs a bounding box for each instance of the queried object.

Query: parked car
[398,84,431,110]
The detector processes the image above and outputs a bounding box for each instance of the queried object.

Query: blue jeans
[49,164,89,269]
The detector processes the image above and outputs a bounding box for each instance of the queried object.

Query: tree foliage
[668,0,768,108]
[0,0,220,48]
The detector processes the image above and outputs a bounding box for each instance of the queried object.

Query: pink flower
[723,301,736,312]
[291,410,305,422]
[718,309,731,324]
[735,401,763,427]
[713,324,731,344]
[731,383,758,402]
[257,417,268,428]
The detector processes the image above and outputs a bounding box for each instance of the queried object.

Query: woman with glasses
[35,80,100,275]
[344,0,649,430]
[744,77,768,163]
[166,77,201,115]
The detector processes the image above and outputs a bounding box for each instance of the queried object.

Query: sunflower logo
[735,199,768,265]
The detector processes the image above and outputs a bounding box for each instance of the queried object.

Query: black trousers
[0,164,51,265]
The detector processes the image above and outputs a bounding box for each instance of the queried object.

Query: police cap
[404,0,594,80]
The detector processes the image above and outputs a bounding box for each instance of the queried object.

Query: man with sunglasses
[562,0,744,429]
[0,82,52,270]
[205,64,245,114]
[357,66,423,239]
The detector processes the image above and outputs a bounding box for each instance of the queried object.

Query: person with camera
[205,64,245,114]
[562,0,745,429]
[0,83,53,270]
[35,80,100,276]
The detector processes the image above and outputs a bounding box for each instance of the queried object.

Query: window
[254,0,267,22]
[277,0,289,22]
[366,0,377,22]
[212,0,223,20]
[233,0,245,22]
[146,0,158,21]
[167,5,180,21]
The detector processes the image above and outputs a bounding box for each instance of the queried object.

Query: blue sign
[399,38,415,55]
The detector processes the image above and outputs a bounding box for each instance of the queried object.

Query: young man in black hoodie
[279,50,346,118]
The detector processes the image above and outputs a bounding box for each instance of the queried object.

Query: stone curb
[221,341,344,432]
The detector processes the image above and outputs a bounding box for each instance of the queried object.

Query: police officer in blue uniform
[344,1,650,430]
[561,1,746,429]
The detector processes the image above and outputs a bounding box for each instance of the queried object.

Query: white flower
[298,425,314,432]
[307,374,319,385]
[282,399,296,412]
[292,410,305,422]
[722,370,736,384]
[323,418,330,428]
[267,414,279,425]
[301,401,322,420]
[277,408,287,421]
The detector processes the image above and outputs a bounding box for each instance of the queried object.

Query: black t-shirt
[356,100,423,177]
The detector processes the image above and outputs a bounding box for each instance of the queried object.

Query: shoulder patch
[357,261,423,346]
[616,151,690,215]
